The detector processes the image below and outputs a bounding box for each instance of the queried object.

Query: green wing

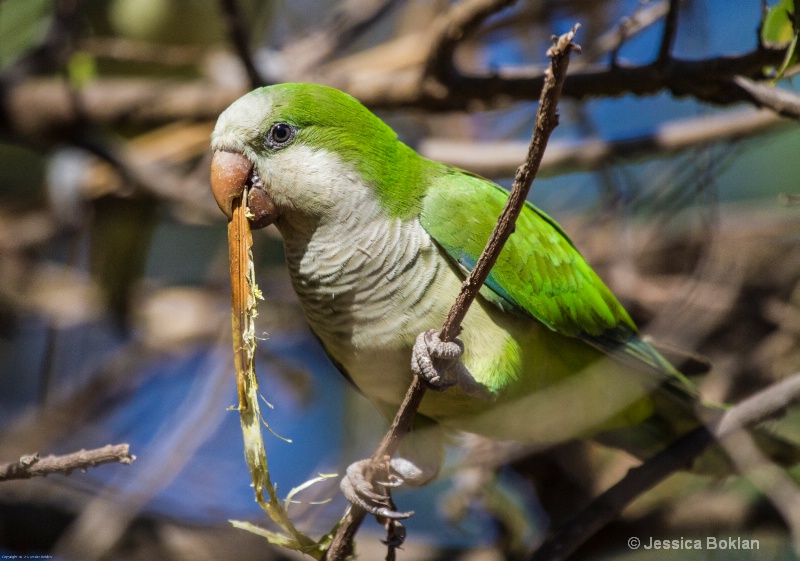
[420,167,634,337]
[419,167,692,387]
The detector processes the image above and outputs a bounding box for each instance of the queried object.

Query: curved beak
[211,150,252,219]
[210,150,277,229]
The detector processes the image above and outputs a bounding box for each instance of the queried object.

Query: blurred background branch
[531,372,800,561]
[0,444,134,482]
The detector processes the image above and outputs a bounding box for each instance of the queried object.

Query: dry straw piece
[226,190,327,557]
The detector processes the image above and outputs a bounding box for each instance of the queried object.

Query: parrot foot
[340,457,431,520]
[411,329,464,390]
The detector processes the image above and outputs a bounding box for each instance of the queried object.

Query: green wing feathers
[420,168,635,339]
[419,167,699,395]
[417,167,800,471]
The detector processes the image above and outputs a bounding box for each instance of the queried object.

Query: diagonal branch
[657,0,681,66]
[420,107,789,177]
[529,373,800,561]
[323,23,581,561]
[439,47,790,109]
[0,443,135,482]
[731,75,800,119]
[217,0,266,89]
[421,0,515,98]
[281,0,403,78]
[597,0,670,65]
[438,30,580,339]
[0,45,795,142]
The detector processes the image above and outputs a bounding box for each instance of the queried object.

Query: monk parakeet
[208,83,782,519]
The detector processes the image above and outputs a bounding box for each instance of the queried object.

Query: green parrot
[208,83,784,519]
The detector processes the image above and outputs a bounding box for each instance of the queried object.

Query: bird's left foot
[411,329,464,390]
[340,457,430,520]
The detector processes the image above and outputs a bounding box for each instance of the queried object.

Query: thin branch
[442,47,789,110]
[421,0,515,99]
[0,444,135,482]
[720,431,800,552]
[439,29,580,338]
[732,75,800,119]
[280,0,402,78]
[0,45,794,141]
[53,352,234,560]
[80,37,207,66]
[715,373,800,436]
[1,79,241,141]
[420,107,789,177]
[657,0,681,66]
[324,24,581,561]
[596,1,670,65]
[217,0,265,89]
[530,428,713,561]
[529,373,800,561]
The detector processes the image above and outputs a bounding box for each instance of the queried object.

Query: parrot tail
[595,385,800,476]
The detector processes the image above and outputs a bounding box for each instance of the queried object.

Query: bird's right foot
[411,329,464,390]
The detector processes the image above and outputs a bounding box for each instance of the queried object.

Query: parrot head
[210,82,424,230]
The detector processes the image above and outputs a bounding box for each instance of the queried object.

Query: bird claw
[411,329,464,390]
[378,473,404,488]
[381,520,407,548]
[340,459,414,520]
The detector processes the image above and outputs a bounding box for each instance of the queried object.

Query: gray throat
[277,207,445,356]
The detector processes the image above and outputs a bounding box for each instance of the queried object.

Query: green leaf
[762,0,797,45]
[761,0,799,79]
[67,52,97,89]
[229,520,328,559]
[0,0,51,69]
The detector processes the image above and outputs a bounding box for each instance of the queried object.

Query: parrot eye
[266,122,296,148]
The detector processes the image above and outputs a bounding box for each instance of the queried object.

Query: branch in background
[657,0,681,66]
[217,0,266,89]
[78,130,221,218]
[594,0,669,65]
[53,353,233,560]
[720,431,800,551]
[333,0,791,112]
[732,75,800,119]
[0,79,240,141]
[80,37,207,66]
[443,47,791,110]
[0,444,135,482]
[1,0,84,85]
[421,0,515,99]
[52,123,220,219]
[420,108,790,177]
[530,373,800,561]
[324,24,581,561]
[716,374,800,436]
[0,122,221,263]
[1,46,795,143]
[280,0,402,78]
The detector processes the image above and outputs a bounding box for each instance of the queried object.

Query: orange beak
[210,151,278,229]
